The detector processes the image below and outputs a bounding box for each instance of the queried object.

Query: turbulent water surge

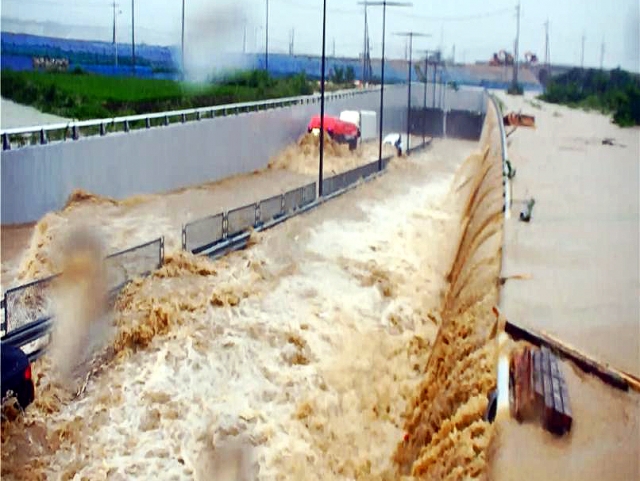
[2,105,505,479]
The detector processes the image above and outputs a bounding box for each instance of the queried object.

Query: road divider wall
[2,86,485,225]
[1,88,407,224]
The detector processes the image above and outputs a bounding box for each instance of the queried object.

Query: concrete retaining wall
[2,87,406,224]
[1,85,485,224]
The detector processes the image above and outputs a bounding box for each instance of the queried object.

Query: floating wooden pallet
[510,346,573,435]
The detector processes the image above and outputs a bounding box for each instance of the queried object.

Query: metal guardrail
[182,182,317,256]
[1,88,378,150]
[486,92,511,218]
[1,237,164,360]
[181,146,413,259]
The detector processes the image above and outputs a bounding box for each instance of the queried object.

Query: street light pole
[181,0,185,76]
[378,0,387,170]
[319,0,327,196]
[407,33,412,150]
[265,0,269,72]
[359,1,412,170]
[395,32,430,153]
[112,1,120,69]
[423,54,428,141]
[512,1,521,89]
[131,0,135,75]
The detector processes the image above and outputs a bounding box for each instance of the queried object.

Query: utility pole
[362,4,368,84]
[319,0,327,196]
[112,1,119,69]
[288,28,295,56]
[395,32,430,153]
[422,52,428,141]
[332,38,336,58]
[512,1,521,89]
[543,19,550,70]
[243,22,247,54]
[600,37,605,70]
[181,0,185,74]
[131,0,135,75]
[581,33,585,69]
[112,1,117,44]
[265,0,269,72]
[432,53,437,107]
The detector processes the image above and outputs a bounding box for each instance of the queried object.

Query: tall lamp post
[422,49,438,138]
[265,0,270,72]
[394,32,430,153]
[318,0,328,196]
[131,0,135,75]
[421,50,429,141]
[181,0,185,73]
[112,1,121,69]
[358,1,412,171]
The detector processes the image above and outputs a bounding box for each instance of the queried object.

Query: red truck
[307,115,360,150]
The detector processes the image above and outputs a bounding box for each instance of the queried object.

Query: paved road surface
[1,98,70,129]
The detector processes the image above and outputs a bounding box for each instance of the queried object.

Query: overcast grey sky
[2,0,638,71]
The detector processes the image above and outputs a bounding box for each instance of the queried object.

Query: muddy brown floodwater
[491,92,640,481]
[2,136,489,479]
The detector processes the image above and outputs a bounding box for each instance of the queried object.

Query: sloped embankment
[393,100,505,479]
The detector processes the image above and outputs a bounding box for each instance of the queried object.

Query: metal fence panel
[301,182,317,206]
[227,203,257,237]
[284,187,304,214]
[259,195,283,224]
[323,173,343,196]
[3,275,57,334]
[105,237,164,289]
[362,160,379,178]
[183,213,224,253]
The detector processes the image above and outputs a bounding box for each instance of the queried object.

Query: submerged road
[1,139,477,480]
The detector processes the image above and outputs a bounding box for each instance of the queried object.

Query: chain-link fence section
[3,274,58,334]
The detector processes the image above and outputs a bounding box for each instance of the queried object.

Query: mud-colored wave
[0,127,502,480]
[268,132,398,176]
[392,100,504,479]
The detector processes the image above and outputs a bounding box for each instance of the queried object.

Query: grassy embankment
[540,67,640,127]
[0,69,313,120]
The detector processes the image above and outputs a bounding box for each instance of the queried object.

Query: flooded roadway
[1,138,476,479]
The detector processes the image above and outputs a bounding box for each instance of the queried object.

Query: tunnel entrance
[409,108,485,141]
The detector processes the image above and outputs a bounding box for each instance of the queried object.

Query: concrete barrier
[2,87,408,224]
[1,85,486,224]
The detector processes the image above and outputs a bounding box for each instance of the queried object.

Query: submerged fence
[181,156,396,258]
[1,237,164,360]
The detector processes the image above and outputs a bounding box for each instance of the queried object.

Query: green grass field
[1,69,313,120]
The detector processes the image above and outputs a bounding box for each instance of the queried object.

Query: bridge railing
[1,88,378,151]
